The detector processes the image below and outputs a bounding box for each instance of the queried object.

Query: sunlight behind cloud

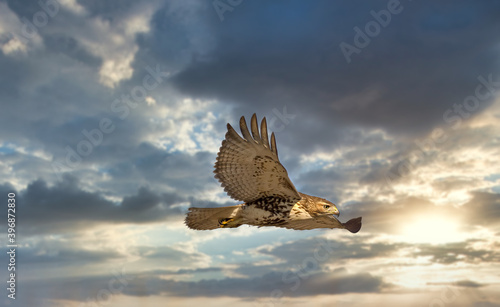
[401,215,463,244]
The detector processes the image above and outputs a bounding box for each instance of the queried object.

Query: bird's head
[315,200,339,217]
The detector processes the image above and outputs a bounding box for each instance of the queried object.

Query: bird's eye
[323,205,330,209]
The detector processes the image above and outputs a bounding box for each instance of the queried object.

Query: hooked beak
[332,206,340,218]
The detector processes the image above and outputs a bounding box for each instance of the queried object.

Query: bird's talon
[218,218,234,228]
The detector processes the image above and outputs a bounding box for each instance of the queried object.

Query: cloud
[0,176,186,235]
[135,245,205,261]
[172,0,500,147]
[415,240,500,264]
[427,280,485,288]
[19,239,125,267]
[43,33,102,67]
[255,236,403,266]
[463,192,500,226]
[0,1,500,306]
[20,267,387,304]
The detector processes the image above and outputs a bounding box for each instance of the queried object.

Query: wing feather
[214,114,300,204]
[276,216,362,233]
[260,117,270,149]
[226,123,245,143]
[270,132,278,158]
[250,114,262,144]
[239,116,254,143]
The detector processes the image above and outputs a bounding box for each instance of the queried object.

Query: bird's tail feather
[185,205,242,230]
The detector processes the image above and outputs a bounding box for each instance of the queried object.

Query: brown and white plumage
[185,114,362,233]
[214,115,300,204]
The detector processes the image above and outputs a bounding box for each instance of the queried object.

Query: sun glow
[401,215,463,244]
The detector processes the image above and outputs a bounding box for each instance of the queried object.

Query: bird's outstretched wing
[214,114,301,204]
[276,216,362,233]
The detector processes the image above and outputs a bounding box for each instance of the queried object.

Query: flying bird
[185,114,362,233]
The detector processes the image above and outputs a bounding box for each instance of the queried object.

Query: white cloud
[59,0,88,16]
[145,97,231,154]
[63,2,158,88]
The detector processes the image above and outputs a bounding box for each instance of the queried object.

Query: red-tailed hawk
[185,114,362,233]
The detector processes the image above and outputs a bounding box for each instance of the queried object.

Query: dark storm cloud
[295,168,345,202]
[375,123,500,191]
[151,267,223,275]
[0,181,16,196]
[256,236,404,266]
[127,0,216,88]
[0,141,237,235]
[94,142,221,196]
[43,34,102,67]
[5,0,140,23]
[229,237,407,280]
[415,240,500,264]
[147,269,387,297]
[73,0,140,18]
[171,0,500,151]
[428,280,485,288]
[463,192,500,226]
[125,145,217,192]
[0,50,113,156]
[4,0,55,18]
[13,236,495,304]
[20,267,387,304]
[255,235,500,270]
[18,240,125,266]
[0,176,187,235]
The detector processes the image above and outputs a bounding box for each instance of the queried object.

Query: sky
[0,0,499,306]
